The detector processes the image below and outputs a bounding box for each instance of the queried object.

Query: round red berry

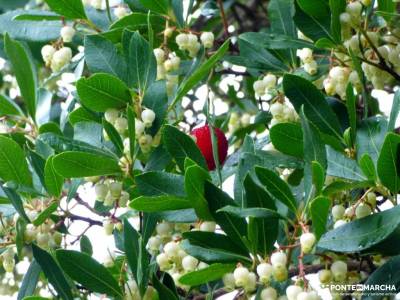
[191,125,228,170]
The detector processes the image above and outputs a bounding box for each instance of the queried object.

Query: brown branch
[217,0,230,37]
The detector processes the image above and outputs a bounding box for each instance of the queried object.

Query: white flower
[60,26,76,43]
[200,32,214,48]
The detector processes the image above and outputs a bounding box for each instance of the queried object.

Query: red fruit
[191,125,228,171]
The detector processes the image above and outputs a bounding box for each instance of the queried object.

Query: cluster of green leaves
[0,0,400,298]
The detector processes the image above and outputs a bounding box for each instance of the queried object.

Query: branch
[217,0,230,37]
[67,214,103,226]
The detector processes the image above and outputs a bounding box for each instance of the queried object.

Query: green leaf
[152,273,178,300]
[69,107,101,125]
[204,181,248,249]
[359,153,377,181]
[181,231,251,264]
[294,0,333,42]
[179,263,235,286]
[162,125,207,171]
[53,151,121,178]
[124,31,157,92]
[270,122,304,158]
[283,74,343,143]
[388,89,400,132]
[243,174,279,255]
[268,0,297,64]
[0,94,23,116]
[217,206,286,220]
[310,196,330,239]
[76,73,131,112]
[56,249,122,297]
[327,147,366,181]
[138,0,169,14]
[4,34,37,120]
[17,260,41,300]
[255,166,297,212]
[44,156,63,197]
[32,244,73,300]
[136,171,185,196]
[171,0,184,27]
[124,219,149,296]
[329,0,346,43]
[184,163,213,220]
[239,32,313,50]
[377,0,396,21]
[0,186,30,222]
[130,195,192,212]
[377,133,400,193]
[0,10,62,42]
[346,84,357,143]
[363,255,400,298]
[44,0,87,19]
[318,205,400,255]
[38,132,115,158]
[0,136,32,186]
[80,235,93,256]
[84,35,128,83]
[172,39,230,108]
[356,116,388,164]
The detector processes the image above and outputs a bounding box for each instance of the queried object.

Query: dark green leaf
[102,119,124,157]
[179,263,235,286]
[310,196,330,239]
[4,34,37,120]
[327,147,366,181]
[318,205,400,255]
[53,151,121,178]
[80,235,93,256]
[124,31,157,92]
[283,74,343,143]
[32,244,73,300]
[255,166,297,212]
[0,94,23,116]
[329,0,346,43]
[162,125,207,171]
[142,81,168,135]
[33,202,58,226]
[152,273,178,300]
[359,153,377,181]
[76,73,131,112]
[17,260,41,300]
[44,156,64,197]
[56,249,122,297]
[84,35,128,83]
[44,0,87,19]
[136,171,185,196]
[1,186,30,222]
[377,133,400,193]
[130,195,191,212]
[0,135,32,186]
[388,89,400,132]
[270,122,304,158]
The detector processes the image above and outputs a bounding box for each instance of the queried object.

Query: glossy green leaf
[0,136,32,186]
[53,151,121,178]
[270,122,304,158]
[0,186,30,222]
[4,34,37,120]
[377,0,396,21]
[217,206,286,220]
[17,260,41,300]
[44,156,63,197]
[255,166,297,212]
[283,74,343,143]
[377,133,400,193]
[329,0,346,43]
[152,273,178,300]
[310,196,330,239]
[33,202,58,226]
[184,163,213,220]
[102,119,124,157]
[76,73,131,112]
[136,171,185,196]
[130,195,191,212]
[318,205,400,255]
[124,31,157,92]
[162,125,207,171]
[179,263,235,286]
[359,153,377,181]
[80,235,93,256]
[44,0,87,19]
[138,0,169,14]
[388,89,400,132]
[84,35,128,83]
[56,249,122,297]
[204,181,248,250]
[327,147,366,182]
[0,94,23,116]
[32,245,73,300]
